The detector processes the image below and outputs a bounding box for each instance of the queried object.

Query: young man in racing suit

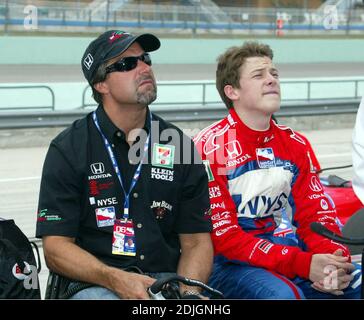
[194,42,361,299]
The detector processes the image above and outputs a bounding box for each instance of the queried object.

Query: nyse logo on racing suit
[233,193,288,218]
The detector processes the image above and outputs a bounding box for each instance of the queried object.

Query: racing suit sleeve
[290,145,351,258]
[205,159,313,280]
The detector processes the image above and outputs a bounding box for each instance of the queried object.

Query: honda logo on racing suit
[225,140,242,159]
[309,176,323,192]
[90,162,105,175]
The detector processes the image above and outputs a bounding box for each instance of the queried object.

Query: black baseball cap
[81,30,160,84]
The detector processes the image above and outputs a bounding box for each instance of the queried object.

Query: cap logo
[109,31,130,43]
[83,53,94,70]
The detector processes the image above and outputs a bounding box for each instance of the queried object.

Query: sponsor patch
[211,202,226,210]
[203,160,214,182]
[320,198,329,210]
[95,206,116,227]
[37,209,62,222]
[97,197,118,207]
[309,175,323,192]
[211,211,231,221]
[150,200,173,219]
[308,193,325,200]
[256,148,275,168]
[108,31,130,43]
[151,167,174,181]
[212,219,231,229]
[152,144,175,169]
[88,173,112,181]
[83,53,93,70]
[90,162,105,175]
[215,225,237,236]
[209,186,222,199]
[89,180,114,196]
[88,162,113,180]
[226,154,251,168]
[224,140,242,159]
[263,134,274,143]
[258,240,274,254]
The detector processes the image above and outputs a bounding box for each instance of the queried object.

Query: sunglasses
[106,53,152,74]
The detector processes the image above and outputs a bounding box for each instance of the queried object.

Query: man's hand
[309,249,355,295]
[108,269,156,299]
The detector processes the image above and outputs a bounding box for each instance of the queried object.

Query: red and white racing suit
[194,108,350,280]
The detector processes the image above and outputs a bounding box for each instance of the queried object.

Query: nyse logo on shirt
[256,148,276,169]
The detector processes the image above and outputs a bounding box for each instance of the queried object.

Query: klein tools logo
[90,162,105,175]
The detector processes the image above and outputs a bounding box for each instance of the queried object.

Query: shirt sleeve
[352,96,364,204]
[36,142,83,238]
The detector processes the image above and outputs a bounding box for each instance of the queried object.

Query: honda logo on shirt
[90,162,105,175]
[225,140,242,159]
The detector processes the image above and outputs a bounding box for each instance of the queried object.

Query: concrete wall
[1,35,364,65]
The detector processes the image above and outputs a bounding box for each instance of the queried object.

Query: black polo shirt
[36,105,212,273]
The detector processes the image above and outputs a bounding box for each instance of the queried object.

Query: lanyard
[92,110,151,219]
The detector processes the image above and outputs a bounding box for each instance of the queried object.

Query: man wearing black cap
[36,30,213,299]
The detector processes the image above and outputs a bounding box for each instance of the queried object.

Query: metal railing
[0,85,55,111]
[282,79,364,101]
[81,79,364,109]
[1,79,363,113]
[1,78,363,129]
[0,98,361,130]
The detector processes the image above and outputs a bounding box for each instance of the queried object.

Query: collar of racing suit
[229,108,276,145]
